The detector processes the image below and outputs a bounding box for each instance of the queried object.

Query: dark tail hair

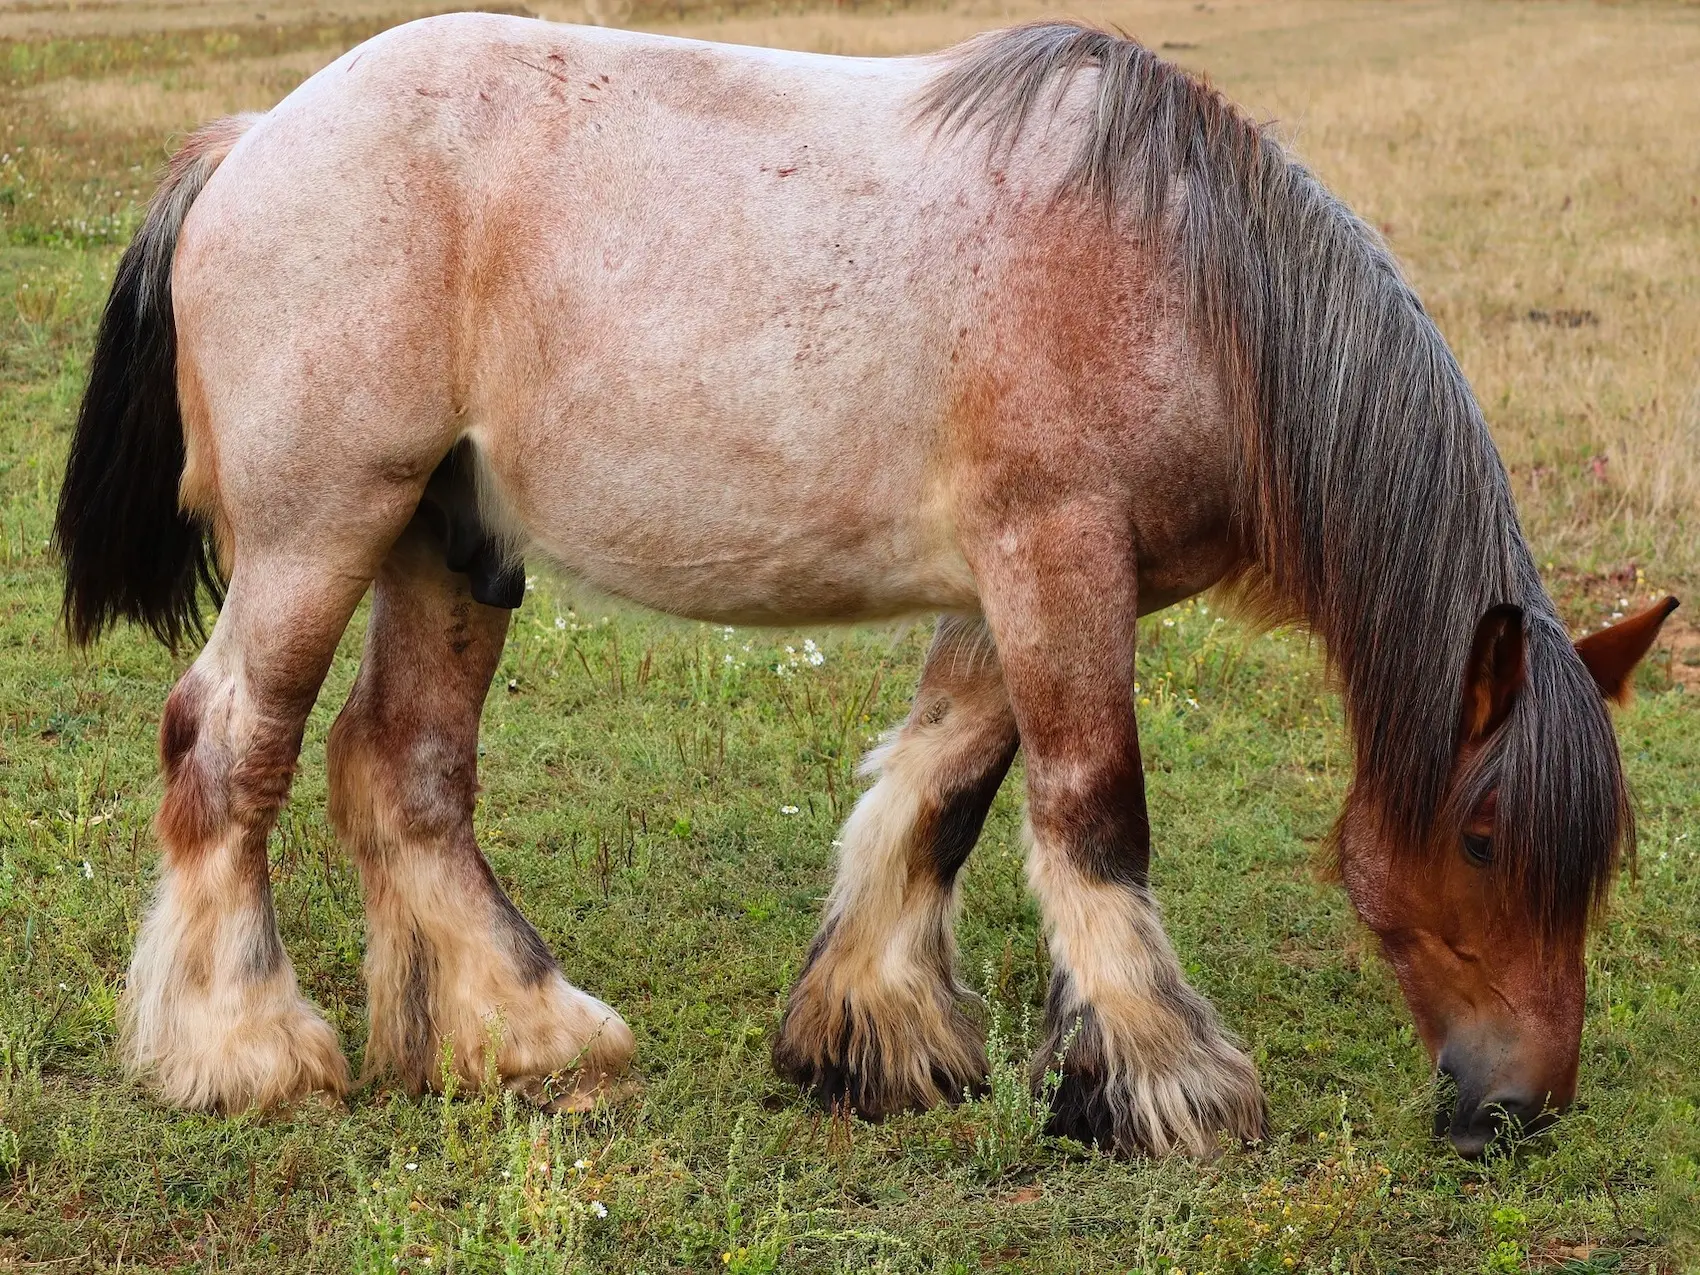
[54,114,259,648]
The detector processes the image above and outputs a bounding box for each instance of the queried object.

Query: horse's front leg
[327,522,634,1105]
[971,503,1266,1159]
[773,615,1018,1117]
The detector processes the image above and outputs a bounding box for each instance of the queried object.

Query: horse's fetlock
[774,930,986,1119]
[1036,983,1265,1159]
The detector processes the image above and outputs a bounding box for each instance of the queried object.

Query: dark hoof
[772,1014,986,1121]
[1038,1058,1267,1160]
[1044,1065,1124,1149]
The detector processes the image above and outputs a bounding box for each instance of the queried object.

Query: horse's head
[1335,595,1677,1157]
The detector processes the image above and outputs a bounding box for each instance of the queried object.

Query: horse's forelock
[1492,620,1631,940]
[921,21,1628,936]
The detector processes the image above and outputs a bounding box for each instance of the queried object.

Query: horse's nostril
[1484,1093,1555,1138]
[1448,1092,1554,1157]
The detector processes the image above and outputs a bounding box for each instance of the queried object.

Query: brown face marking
[1336,788,1586,1146]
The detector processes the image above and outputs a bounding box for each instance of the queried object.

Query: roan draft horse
[55,17,1677,1159]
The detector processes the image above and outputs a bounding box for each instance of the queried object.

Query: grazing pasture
[0,0,1696,1270]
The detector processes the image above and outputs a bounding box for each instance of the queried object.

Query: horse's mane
[918,22,1628,938]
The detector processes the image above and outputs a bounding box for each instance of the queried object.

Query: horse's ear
[1576,595,1680,705]
[1461,603,1525,743]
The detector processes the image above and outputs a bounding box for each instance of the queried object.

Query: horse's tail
[55,114,260,648]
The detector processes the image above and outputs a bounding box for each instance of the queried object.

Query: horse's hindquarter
[178,17,1235,624]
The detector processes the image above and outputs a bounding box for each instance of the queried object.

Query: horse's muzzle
[1435,1056,1560,1158]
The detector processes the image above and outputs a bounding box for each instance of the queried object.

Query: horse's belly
[480,351,976,623]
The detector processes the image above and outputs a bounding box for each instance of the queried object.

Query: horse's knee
[156,669,223,856]
[1026,751,1151,888]
[156,660,305,858]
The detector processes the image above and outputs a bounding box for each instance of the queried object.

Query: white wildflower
[81,860,93,879]
[404,1162,418,1172]
[780,805,800,816]
[590,1200,608,1218]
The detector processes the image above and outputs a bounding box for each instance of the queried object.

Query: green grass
[1,248,1696,1273]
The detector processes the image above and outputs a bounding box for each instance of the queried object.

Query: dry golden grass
[21,47,330,131]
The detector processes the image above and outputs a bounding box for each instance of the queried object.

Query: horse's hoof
[1040,1043,1267,1160]
[509,1068,645,1114]
[772,994,987,1120]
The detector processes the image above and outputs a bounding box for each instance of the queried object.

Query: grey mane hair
[918,22,1628,937]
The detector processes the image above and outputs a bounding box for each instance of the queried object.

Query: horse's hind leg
[773,615,1017,1117]
[125,557,377,1111]
[327,520,634,1103]
[970,506,1265,1159]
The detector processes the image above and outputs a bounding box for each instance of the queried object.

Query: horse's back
[171,16,1230,624]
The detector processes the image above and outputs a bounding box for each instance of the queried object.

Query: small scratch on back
[504,52,573,85]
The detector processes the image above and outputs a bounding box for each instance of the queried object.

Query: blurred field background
[1,0,1697,1270]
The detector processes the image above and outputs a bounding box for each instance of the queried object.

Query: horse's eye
[1462,833,1493,866]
